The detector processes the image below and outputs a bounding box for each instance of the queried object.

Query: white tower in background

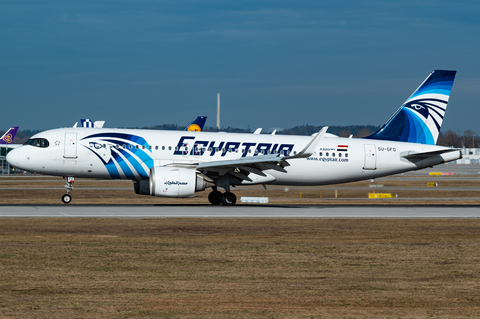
[217,93,220,130]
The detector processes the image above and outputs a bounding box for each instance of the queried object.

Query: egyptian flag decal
[337,145,348,152]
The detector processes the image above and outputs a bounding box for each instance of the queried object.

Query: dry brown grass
[0,219,479,318]
[1,176,480,205]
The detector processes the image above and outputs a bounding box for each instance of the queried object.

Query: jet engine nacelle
[149,167,206,198]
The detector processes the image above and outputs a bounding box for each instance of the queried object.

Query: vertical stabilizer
[184,116,207,131]
[0,127,19,144]
[366,70,456,145]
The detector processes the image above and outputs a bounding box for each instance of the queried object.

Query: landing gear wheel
[62,194,72,204]
[208,191,223,205]
[221,192,237,206]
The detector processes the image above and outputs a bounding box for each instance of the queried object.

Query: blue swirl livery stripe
[81,132,153,180]
[105,159,122,179]
[113,150,137,179]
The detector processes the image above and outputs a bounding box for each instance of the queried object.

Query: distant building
[454,148,480,164]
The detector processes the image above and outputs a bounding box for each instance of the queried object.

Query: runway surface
[0,204,479,218]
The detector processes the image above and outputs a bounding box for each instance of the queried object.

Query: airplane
[184,116,207,131]
[6,70,461,205]
[72,116,207,130]
[0,127,21,153]
[1,127,19,146]
[73,119,106,128]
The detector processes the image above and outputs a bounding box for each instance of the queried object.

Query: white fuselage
[7,127,461,186]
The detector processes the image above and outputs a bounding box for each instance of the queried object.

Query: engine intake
[149,167,206,198]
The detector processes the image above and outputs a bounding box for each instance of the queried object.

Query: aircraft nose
[6,148,19,166]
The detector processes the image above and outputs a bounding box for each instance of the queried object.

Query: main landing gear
[62,177,74,204]
[208,189,237,206]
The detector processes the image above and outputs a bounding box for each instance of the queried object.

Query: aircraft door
[363,144,376,170]
[64,133,78,158]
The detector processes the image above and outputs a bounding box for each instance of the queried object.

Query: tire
[208,191,223,205]
[221,192,237,206]
[62,194,72,204]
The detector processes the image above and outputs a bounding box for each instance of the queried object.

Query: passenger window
[326,152,329,156]
[345,153,348,158]
[162,146,165,150]
[339,153,342,157]
[319,152,322,156]
[333,153,335,157]
[169,146,172,151]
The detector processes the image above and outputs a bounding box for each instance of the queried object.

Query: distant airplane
[7,70,461,205]
[0,127,21,150]
[73,119,105,128]
[73,117,206,131]
[0,127,19,145]
[184,116,207,131]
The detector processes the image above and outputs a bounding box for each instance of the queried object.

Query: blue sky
[1,1,479,133]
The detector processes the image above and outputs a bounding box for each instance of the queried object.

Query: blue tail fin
[366,70,456,145]
[0,127,19,145]
[184,116,207,131]
[81,119,94,128]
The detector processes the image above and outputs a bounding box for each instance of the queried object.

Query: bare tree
[437,130,462,148]
[356,128,372,138]
[339,129,352,137]
[462,130,477,148]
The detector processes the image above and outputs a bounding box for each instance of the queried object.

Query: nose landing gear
[62,177,74,204]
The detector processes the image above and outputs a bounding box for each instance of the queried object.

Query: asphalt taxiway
[0,204,478,218]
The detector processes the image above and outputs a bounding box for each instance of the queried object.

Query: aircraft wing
[195,154,288,183]
[195,126,329,183]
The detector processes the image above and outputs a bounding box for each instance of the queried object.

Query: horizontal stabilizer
[401,149,460,159]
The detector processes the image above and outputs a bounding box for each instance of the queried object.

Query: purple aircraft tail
[0,127,19,145]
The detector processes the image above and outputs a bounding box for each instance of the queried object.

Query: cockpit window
[24,138,50,148]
